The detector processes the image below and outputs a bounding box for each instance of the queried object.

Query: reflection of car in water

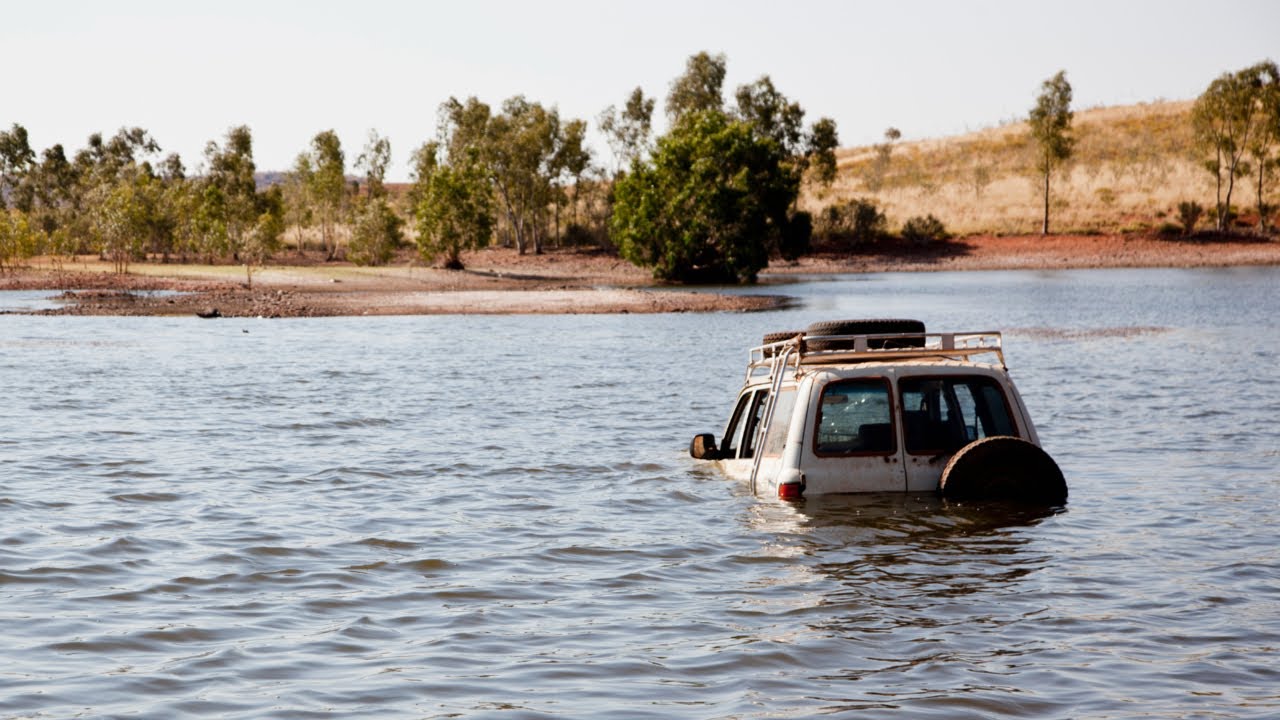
[690,319,1066,504]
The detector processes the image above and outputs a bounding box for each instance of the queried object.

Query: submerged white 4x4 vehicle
[691,319,1067,504]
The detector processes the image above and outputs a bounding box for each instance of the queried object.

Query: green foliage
[242,185,285,284]
[817,198,886,246]
[735,76,805,154]
[196,125,281,271]
[610,109,805,283]
[414,153,494,270]
[356,130,392,201]
[1177,200,1204,235]
[283,153,314,253]
[806,117,839,187]
[900,214,949,245]
[733,74,839,189]
[1029,70,1074,234]
[306,129,348,259]
[192,183,229,262]
[439,94,591,255]
[665,51,726,123]
[599,87,655,174]
[0,124,36,212]
[90,172,156,273]
[0,209,41,271]
[1193,61,1279,230]
[349,198,402,266]
[610,54,836,282]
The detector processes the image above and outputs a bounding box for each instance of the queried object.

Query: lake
[2,266,1278,718]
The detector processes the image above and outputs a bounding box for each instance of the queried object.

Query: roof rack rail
[746,331,1004,382]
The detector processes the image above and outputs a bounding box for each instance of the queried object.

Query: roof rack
[746,331,1005,382]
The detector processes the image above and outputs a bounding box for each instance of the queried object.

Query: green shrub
[1176,201,1203,235]
[817,198,886,246]
[900,214,949,245]
[561,222,596,247]
[349,199,403,266]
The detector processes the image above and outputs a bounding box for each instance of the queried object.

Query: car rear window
[814,379,895,455]
[899,376,1016,454]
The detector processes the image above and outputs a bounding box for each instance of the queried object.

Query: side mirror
[689,433,721,460]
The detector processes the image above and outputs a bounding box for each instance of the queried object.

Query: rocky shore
[2,233,1276,317]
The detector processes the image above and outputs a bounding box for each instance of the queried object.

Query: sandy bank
[2,234,1276,317]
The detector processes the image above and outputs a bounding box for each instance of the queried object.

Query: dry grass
[804,100,1262,236]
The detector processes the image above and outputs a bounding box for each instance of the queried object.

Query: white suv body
[691,322,1061,502]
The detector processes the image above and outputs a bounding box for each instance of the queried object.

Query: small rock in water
[197,308,221,319]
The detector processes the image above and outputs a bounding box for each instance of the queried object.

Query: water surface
[2,267,1278,718]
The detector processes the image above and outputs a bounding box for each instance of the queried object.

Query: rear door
[898,374,1021,491]
[801,377,906,493]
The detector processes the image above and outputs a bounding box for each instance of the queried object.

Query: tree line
[2,54,1277,284]
[0,52,839,284]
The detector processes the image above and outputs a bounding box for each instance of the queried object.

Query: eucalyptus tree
[203,125,259,261]
[199,125,282,276]
[348,129,401,265]
[610,55,839,283]
[611,109,807,284]
[406,140,440,212]
[666,51,727,123]
[63,127,167,267]
[1028,70,1074,235]
[413,144,494,270]
[0,123,36,211]
[549,117,591,240]
[305,130,348,259]
[0,207,38,271]
[734,74,840,190]
[284,152,314,253]
[1193,62,1280,231]
[355,129,392,201]
[439,95,587,255]
[599,87,655,175]
[807,117,840,187]
[1240,61,1279,231]
[484,96,558,254]
[29,144,79,262]
[242,185,284,284]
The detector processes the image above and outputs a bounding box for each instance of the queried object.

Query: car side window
[760,388,796,457]
[814,379,894,455]
[900,376,1016,454]
[724,390,767,459]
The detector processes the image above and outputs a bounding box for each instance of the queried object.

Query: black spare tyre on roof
[803,318,926,350]
[762,330,802,345]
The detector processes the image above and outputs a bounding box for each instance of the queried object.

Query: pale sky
[4,0,1276,181]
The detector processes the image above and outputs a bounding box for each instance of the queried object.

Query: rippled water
[2,267,1278,718]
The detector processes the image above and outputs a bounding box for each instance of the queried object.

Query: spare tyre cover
[939,436,1068,504]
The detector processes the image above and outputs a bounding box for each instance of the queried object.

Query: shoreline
[2,233,1277,317]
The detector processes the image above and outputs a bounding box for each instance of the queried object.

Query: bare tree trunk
[1257,157,1269,232]
[1223,158,1238,232]
[1041,168,1050,235]
[1214,146,1226,231]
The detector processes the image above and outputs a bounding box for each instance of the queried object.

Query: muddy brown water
[2,267,1278,718]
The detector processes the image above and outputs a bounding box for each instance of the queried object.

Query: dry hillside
[803,100,1264,236]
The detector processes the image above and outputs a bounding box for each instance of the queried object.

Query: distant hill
[254,171,288,189]
[804,100,1247,235]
